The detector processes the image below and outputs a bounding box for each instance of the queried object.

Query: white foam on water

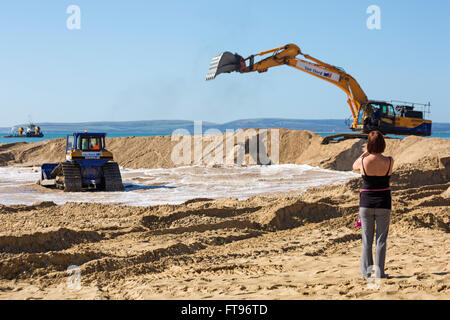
[0,165,359,206]
[0,167,42,187]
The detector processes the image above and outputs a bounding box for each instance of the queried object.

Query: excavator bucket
[206,52,243,80]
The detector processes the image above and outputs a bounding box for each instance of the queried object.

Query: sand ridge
[0,180,448,299]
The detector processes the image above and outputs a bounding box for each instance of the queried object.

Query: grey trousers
[360,207,391,278]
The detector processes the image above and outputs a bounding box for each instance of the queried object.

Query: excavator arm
[206,44,368,129]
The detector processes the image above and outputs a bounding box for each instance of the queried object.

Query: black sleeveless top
[359,157,392,209]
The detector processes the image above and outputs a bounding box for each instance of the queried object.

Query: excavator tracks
[103,162,124,191]
[60,163,82,192]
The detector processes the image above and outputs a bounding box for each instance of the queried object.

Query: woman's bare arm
[352,157,362,172]
[352,151,370,172]
[388,157,395,175]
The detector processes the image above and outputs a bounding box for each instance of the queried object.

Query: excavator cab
[360,101,431,136]
[363,102,394,130]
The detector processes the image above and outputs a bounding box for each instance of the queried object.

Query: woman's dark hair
[367,130,386,154]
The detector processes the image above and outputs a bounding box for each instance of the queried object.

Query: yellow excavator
[206,44,432,142]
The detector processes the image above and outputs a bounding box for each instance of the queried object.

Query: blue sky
[0,0,449,127]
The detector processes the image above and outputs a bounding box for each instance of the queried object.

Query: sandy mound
[1,129,449,171]
[442,187,450,199]
[0,139,66,166]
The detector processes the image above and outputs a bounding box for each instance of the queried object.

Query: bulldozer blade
[206,52,242,80]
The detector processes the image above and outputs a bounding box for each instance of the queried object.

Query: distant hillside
[1,118,449,134]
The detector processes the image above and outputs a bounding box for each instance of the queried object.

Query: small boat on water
[2,123,44,138]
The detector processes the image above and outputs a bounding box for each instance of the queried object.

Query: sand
[0,129,449,299]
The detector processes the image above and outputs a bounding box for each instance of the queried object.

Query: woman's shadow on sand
[388,272,450,279]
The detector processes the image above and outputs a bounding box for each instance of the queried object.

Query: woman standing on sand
[352,130,394,279]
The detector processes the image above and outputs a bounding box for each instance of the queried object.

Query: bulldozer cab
[66,133,106,152]
[40,131,123,192]
[80,136,103,151]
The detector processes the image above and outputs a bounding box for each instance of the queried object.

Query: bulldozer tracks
[103,162,124,191]
[60,162,82,192]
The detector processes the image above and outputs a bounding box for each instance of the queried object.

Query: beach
[0,129,449,299]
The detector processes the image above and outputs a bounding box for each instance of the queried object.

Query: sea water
[0,165,359,206]
[0,132,160,144]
